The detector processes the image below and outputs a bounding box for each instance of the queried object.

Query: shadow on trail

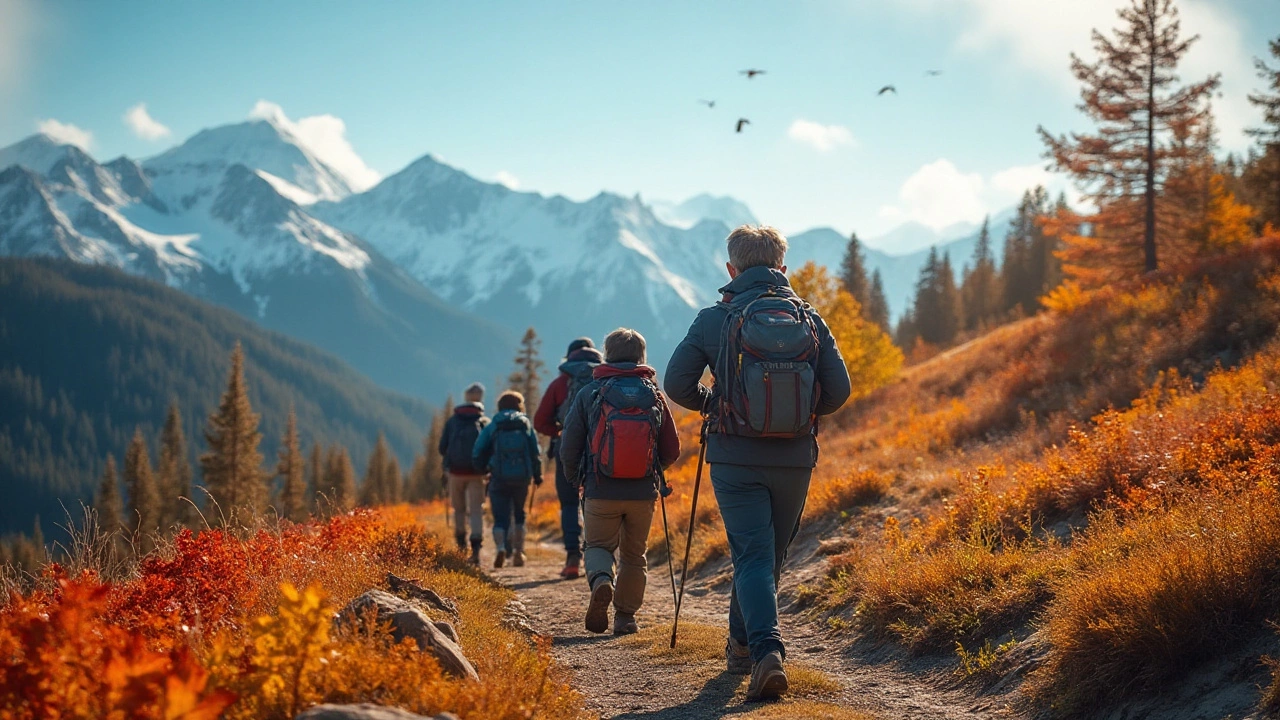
[611,672,754,720]
[555,634,614,648]
[509,577,567,590]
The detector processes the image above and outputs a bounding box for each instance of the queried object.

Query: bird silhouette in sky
[740,69,766,79]
[736,118,750,133]
[878,85,897,96]
[699,99,716,109]
[925,70,943,76]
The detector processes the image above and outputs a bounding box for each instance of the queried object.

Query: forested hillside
[0,258,435,536]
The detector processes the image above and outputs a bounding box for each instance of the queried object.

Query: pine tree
[156,401,194,530]
[124,427,160,550]
[94,454,124,545]
[384,454,402,505]
[839,232,871,309]
[865,270,891,333]
[307,442,325,514]
[276,409,307,523]
[324,446,357,514]
[508,328,545,419]
[961,216,1001,331]
[936,253,962,344]
[200,342,267,525]
[1248,35,1280,227]
[1039,0,1219,278]
[360,434,392,506]
[911,248,943,345]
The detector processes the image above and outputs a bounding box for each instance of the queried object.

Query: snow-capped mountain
[313,157,733,368]
[0,127,512,400]
[650,193,759,230]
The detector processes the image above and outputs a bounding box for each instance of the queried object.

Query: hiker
[664,225,852,701]
[560,328,680,635]
[438,382,490,565]
[534,337,605,579]
[473,390,543,569]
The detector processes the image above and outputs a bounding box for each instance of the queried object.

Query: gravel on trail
[486,541,1013,720]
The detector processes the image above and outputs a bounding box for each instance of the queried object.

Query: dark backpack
[445,413,486,473]
[714,288,821,438]
[557,360,600,426]
[490,417,533,483]
[587,377,663,479]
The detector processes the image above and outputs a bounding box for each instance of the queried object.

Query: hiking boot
[613,612,638,635]
[493,549,506,569]
[454,531,467,552]
[560,551,582,580]
[585,578,614,634]
[726,636,752,675]
[512,525,527,567]
[745,651,788,702]
[492,528,507,568]
[468,538,481,566]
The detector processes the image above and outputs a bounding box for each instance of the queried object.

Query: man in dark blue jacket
[664,225,852,701]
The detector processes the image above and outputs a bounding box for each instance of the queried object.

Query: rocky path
[486,540,1012,720]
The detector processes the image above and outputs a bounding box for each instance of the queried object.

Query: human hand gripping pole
[670,415,708,649]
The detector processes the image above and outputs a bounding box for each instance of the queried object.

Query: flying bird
[925,70,943,76]
[740,69,766,79]
[736,118,750,133]
[698,99,716,109]
[878,85,897,96]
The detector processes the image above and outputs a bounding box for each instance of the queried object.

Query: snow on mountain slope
[0,132,511,400]
[313,155,731,366]
[651,193,759,230]
[146,117,354,203]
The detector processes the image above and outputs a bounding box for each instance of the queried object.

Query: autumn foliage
[0,508,583,720]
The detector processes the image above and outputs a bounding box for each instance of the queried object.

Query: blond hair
[727,225,788,271]
[604,327,646,364]
[497,390,525,412]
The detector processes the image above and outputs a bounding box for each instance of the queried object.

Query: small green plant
[955,637,1018,678]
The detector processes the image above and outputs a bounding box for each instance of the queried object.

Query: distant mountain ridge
[0,128,512,400]
[0,113,1029,382]
[0,257,436,536]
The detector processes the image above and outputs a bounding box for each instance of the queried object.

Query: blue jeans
[488,481,529,547]
[711,463,812,662]
[554,455,582,554]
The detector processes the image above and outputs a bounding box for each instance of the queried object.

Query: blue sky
[2,0,1277,243]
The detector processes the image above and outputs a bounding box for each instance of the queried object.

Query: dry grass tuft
[786,663,842,696]
[808,469,893,517]
[618,621,724,666]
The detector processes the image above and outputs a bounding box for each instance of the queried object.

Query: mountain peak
[0,134,95,177]
[145,119,354,203]
[651,193,757,230]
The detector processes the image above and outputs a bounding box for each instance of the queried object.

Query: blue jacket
[472,409,543,485]
[663,266,853,468]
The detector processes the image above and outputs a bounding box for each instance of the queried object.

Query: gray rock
[386,573,459,617]
[336,590,479,681]
[295,704,460,720]
[433,620,459,643]
[500,599,535,636]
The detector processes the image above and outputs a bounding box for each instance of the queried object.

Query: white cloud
[882,159,1081,230]
[494,170,520,189]
[884,159,986,230]
[247,100,382,192]
[787,119,856,152]
[36,118,92,150]
[123,102,171,140]
[905,0,1260,149]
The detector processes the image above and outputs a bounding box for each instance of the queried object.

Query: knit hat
[463,382,485,400]
[566,337,595,355]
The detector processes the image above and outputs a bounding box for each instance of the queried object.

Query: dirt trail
[486,538,1012,720]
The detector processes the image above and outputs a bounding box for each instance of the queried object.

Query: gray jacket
[663,266,852,467]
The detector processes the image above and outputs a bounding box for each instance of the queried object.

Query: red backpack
[587,376,663,479]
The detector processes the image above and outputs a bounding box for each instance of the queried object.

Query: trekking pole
[658,481,679,617]
[670,420,708,649]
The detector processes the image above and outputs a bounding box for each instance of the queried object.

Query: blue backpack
[490,417,533,483]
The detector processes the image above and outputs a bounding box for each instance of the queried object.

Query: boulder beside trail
[336,590,479,681]
[386,573,459,617]
[295,704,460,720]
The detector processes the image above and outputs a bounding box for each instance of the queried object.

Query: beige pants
[584,498,656,615]
[449,472,486,540]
